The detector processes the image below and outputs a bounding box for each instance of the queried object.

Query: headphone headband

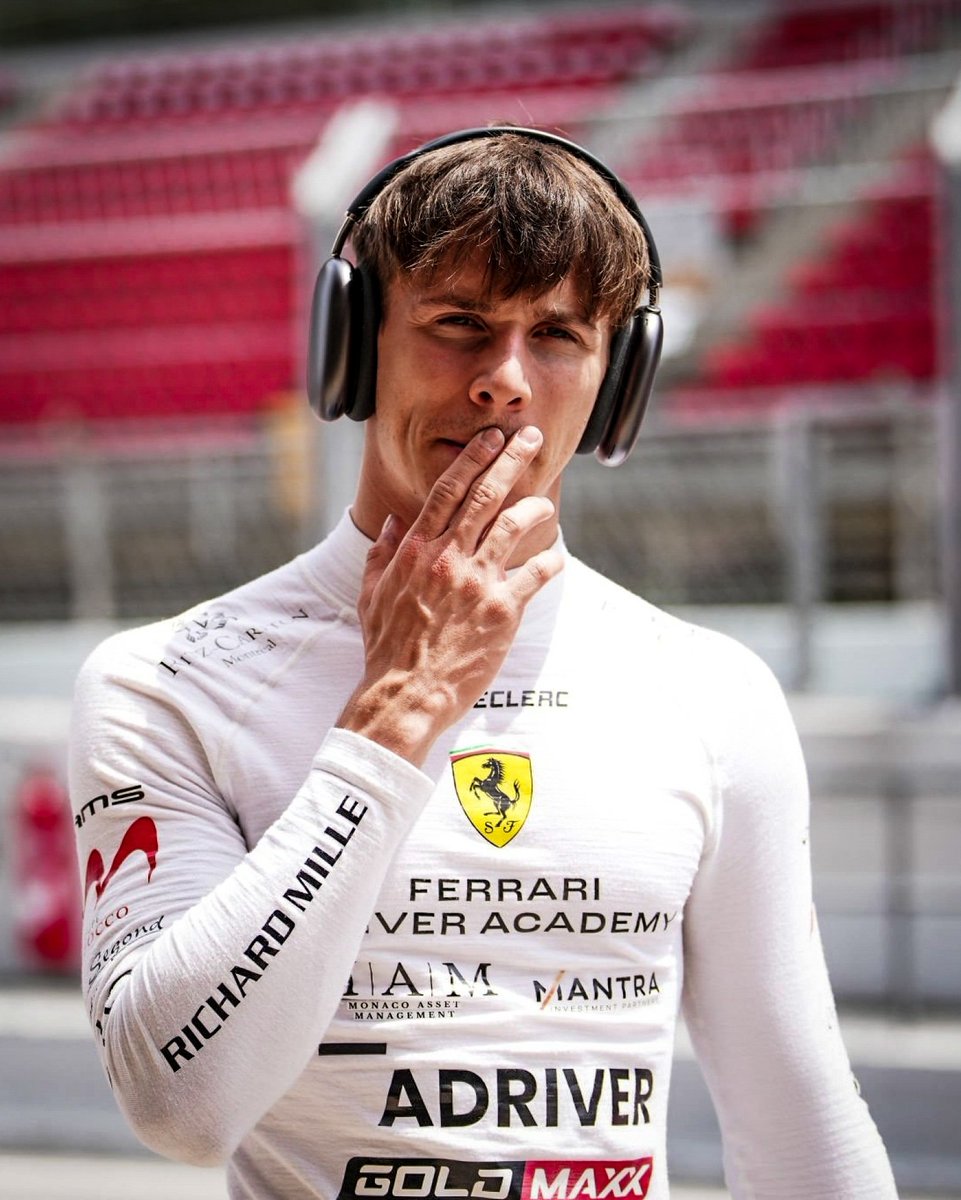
[332,125,661,301]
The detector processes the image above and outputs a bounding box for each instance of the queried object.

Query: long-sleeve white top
[70,511,897,1199]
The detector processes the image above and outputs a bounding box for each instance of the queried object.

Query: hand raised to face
[337,425,564,768]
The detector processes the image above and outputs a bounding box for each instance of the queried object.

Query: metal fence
[0,388,942,627]
[563,389,940,600]
[0,408,306,621]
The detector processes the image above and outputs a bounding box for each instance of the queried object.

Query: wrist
[336,671,455,768]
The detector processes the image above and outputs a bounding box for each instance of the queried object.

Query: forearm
[81,729,432,1165]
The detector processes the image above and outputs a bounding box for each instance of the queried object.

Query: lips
[434,427,517,450]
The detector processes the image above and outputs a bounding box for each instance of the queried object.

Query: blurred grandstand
[0,0,955,646]
[0,0,960,957]
[0,0,956,629]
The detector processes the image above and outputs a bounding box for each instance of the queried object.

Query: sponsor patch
[337,1158,653,1199]
[74,784,145,829]
[84,816,158,903]
[450,749,533,847]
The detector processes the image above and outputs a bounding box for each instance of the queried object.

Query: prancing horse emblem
[471,758,519,826]
[450,749,533,848]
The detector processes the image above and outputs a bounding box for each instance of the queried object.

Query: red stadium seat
[0,5,691,424]
[697,184,938,396]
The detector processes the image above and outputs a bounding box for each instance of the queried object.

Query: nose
[468,331,532,411]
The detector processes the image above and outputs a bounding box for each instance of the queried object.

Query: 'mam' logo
[84,816,158,903]
[450,749,533,848]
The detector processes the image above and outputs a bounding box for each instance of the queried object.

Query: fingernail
[516,426,542,447]
[480,427,504,449]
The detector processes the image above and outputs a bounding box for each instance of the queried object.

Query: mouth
[434,427,520,453]
[431,437,469,469]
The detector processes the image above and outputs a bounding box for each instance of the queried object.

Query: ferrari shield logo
[450,749,533,847]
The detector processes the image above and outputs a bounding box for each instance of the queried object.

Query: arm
[681,647,897,1198]
[72,425,562,1165]
[73,670,434,1166]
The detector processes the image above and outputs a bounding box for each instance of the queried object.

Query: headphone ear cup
[577,319,635,457]
[306,257,381,422]
[578,307,663,466]
[597,306,663,467]
[346,263,381,422]
[307,256,354,421]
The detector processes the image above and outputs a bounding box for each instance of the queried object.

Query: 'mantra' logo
[84,816,158,902]
[450,749,533,848]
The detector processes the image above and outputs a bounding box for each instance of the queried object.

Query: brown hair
[349,132,651,330]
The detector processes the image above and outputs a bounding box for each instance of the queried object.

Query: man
[71,129,897,1199]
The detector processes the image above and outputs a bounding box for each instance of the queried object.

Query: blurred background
[1,0,960,1195]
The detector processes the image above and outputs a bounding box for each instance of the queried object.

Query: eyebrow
[413,289,598,331]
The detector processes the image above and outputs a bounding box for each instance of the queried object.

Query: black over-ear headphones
[307,126,663,467]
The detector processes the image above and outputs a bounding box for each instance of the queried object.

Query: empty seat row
[0,243,294,299]
[0,145,301,225]
[0,326,294,422]
[2,277,293,335]
[626,77,884,185]
[697,182,938,391]
[702,310,935,388]
[735,0,961,71]
[63,48,632,126]
[51,8,683,130]
[790,195,934,295]
[82,9,666,92]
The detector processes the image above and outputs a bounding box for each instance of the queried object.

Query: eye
[436,313,483,329]
[538,324,578,342]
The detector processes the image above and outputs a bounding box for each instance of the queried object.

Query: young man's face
[351,255,612,552]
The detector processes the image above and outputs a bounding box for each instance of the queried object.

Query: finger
[358,512,407,612]
[506,546,566,606]
[411,427,505,540]
[479,493,556,566]
[450,426,543,542]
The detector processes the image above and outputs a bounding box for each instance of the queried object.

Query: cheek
[587,349,609,394]
[558,360,606,428]
[370,414,414,476]
[541,366,605,465]
[375,338,453,424]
